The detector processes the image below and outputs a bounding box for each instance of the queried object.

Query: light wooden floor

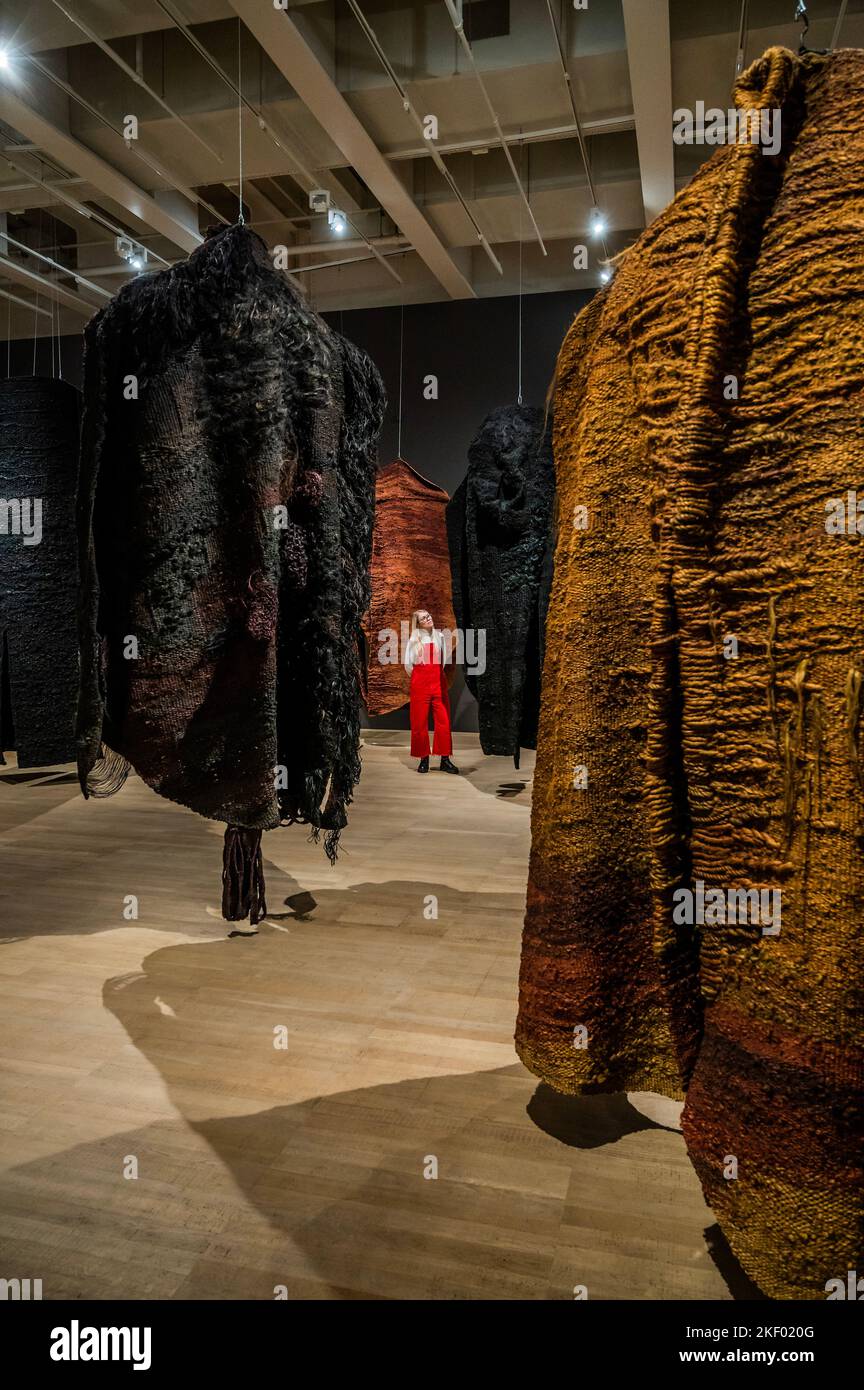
[0,734,751,1300]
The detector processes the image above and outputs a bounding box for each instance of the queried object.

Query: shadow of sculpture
[94,917,760,1297]
[0,877,761,1300]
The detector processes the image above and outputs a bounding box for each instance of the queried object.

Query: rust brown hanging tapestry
[362,457,456,716]
[516,47,864,1299]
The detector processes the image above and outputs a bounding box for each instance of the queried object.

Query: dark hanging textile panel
[444,478,477,702]
[0,376,80,768]
[517,47,864,1299]
[77,224,385,920]
[447,404,555,765]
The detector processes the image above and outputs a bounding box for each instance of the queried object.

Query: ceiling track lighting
[115,235,148,274]
[343,0,502,276]
[47,0,222,164]
[153,0,400,285]
[0,229,111,299]
[441,0,547,257]
[544,0,611,261]
[2,151,172,268]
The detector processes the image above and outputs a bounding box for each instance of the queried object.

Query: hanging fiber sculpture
[516,47,864,1299]
[0,377,80,768]
[447,405,554,766]
[362,457,457,715]
[77,223,385,923]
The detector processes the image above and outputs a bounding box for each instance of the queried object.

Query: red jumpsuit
[409,640,453,758]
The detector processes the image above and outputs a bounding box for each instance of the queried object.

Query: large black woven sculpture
[447,405,555,767]
[0,376,80,768]
[77,224,385,921]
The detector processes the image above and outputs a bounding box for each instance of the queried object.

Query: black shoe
[417,757,429,774]
[439,756,460,774]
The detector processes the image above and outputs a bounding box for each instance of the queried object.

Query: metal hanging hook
[795,1,829,55]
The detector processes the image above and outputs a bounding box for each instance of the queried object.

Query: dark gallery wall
[5,334,84,385]
[7,287,593,483]
[4,286,593,738]
[324,289,593,497]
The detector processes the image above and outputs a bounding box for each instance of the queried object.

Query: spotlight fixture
[599,267,612,284]
[589,208,607,238]
[0,46,11,72]
[115,235,147,273]
[328,208,346,234]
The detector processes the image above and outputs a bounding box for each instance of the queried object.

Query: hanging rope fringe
[82,744,132,798]
[844,661,864,788]
[222,825,267,924]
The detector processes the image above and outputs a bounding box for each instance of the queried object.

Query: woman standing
[404,609,459,775]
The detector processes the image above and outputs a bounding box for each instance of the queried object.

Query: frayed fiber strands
[516,48,864,1298]
[77,225,384,920]
[447,405,555,765]
[362,458,456,715]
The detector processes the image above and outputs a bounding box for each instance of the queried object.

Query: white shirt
[404,627,451,675]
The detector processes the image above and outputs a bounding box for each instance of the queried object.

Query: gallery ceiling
[0,0,860,335]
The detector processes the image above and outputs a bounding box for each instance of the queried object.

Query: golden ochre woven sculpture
[516,47,864,1300]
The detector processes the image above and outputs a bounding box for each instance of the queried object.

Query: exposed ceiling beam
[0,174,86,195]
[0,284,53,317]
[344,0,501,275]
[227,0,475,300]
[294,248,407,275]
[0,85,203,254]
[384,115,636,163]
[22,53,228,228]
[48,0,224,164]
[0,253,98,315]
[288,235,408,257]
[621,0,675,224]
[1,155,173,264]
[153,0,397,281]
[1,229,111,299]
[442,0,545,256]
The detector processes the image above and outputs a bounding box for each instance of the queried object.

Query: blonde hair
[410,608,432,634]
[408,609,432,656]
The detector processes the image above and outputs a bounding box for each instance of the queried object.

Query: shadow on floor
[65,929,754,1299]
[4,1056,736,1301]
[0,906,760,1299]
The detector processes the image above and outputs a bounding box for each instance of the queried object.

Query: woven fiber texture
[516,47,864,1299]
[362,458,456,715]
[77,224,385,899]
[0,377,80,768]
[447,405,555,765]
